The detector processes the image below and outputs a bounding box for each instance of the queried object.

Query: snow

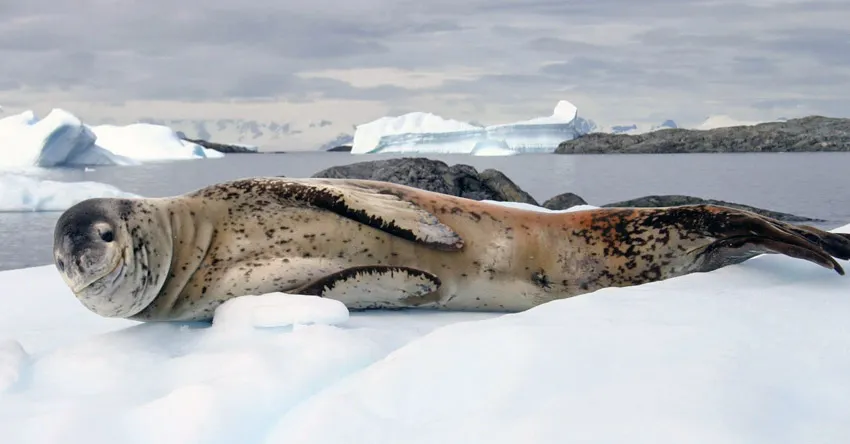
[0,174,140,212]
[0,108,224,170]
[696,115,767,130]
[1,200,849,443]
[351,100,586,155]
[211,293,350,332]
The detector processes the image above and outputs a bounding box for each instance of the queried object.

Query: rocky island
[556,116,850,154]
[308,157,824,224]
[178,135,260,154]
[312,157,538,205]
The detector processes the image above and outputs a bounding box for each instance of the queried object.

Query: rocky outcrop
[311,157,539,205]
[555,116,850,154]
[310,158,821,223]
[180,137,259,154]
[601,195,822,222]
[326,145,353,152]
[542,193,588,211]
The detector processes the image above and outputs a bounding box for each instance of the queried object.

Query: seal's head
[53,197,169,318]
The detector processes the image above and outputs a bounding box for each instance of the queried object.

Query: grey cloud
[730,57,777,76]
[476,0,687,19]
[540,58,644,78]
[0,0,849,125]
[753,98,849,117]
[636,28,761,49]
[523,37,606,54]
[761,28,850,67]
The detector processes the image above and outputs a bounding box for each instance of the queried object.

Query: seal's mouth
[70,256,125,294]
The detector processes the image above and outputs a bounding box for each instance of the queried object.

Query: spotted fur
[53,177,850,322]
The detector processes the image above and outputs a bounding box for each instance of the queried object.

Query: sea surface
[2,151,850,271]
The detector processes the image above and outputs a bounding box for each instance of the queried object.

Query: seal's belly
[433,275,550,312]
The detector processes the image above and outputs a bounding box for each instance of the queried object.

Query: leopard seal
[52,177,850,322]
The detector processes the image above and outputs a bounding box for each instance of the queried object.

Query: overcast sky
[1,0,848,129]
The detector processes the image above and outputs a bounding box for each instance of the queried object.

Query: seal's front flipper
[257,178,465,251]
[295,265,442,310]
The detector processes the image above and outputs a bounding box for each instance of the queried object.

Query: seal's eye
[100,229,114,243]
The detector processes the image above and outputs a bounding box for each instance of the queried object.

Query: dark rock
[478,169,538,205]
[326,145,353,152]
[308,158,820,223]
[542,193,588,210]
[555,116,850,154]
[311,157,539,205]
[181,137,259,154]
[602,195,821,222]
[319,134,354,151]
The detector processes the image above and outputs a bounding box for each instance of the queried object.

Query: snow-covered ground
[695,115,771,130]
[0,108,223,170]
[0,200,848,443]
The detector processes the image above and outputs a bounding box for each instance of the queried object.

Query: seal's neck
[132,198,216,320]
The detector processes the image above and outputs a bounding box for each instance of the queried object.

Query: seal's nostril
[56,258,65,272]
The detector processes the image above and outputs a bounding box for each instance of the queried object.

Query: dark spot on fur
[531,270,552,290]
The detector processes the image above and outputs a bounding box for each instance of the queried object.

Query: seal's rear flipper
[678,205,849,275]
[766,223,850,261]
[690,234,844,275]
[295,265,442,310]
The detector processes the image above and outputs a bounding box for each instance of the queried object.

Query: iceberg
[0,174,140,212]
[89,123,224,161]
[351,100,586,155]
[0,199,849,443]
[0,108,224,170]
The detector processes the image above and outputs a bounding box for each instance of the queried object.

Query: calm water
[3,151,850,271]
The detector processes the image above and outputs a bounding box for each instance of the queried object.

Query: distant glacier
[371,122,580,155]
[352,100,587,155]
[350,100,678,155]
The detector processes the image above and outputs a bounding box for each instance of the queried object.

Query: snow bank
[0,266,499,443]
[0,108,223,170]
[0,174,140,212]
[351,100,587,155]
[211,293,350,332]
[269,247,850,444]
[0,201,849,443]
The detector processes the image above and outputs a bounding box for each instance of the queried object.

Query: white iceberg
[0,200,849,443]
[89,123,224,161]
[0,108,224,170]
[0,174,140,212]
[351,100,587,155]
